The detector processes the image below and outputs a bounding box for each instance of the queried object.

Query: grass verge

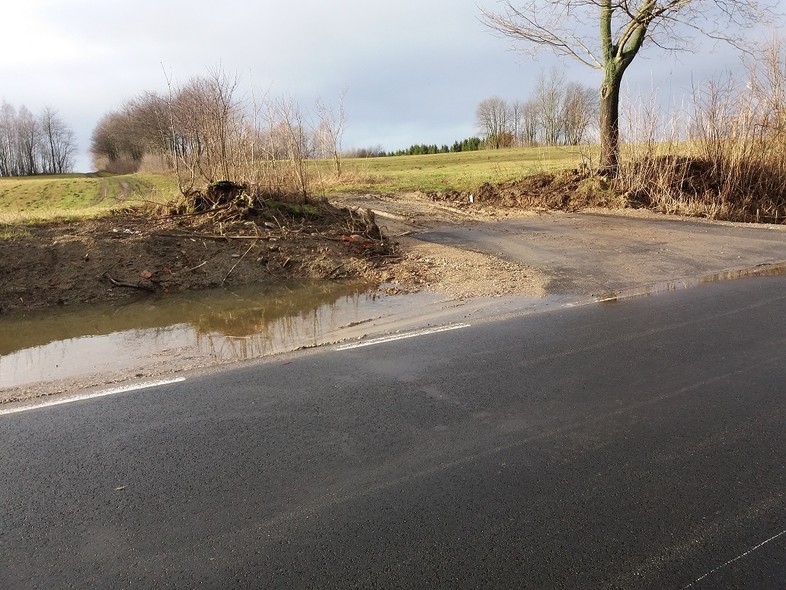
[0,172,180,225]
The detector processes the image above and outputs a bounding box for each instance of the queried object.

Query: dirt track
[334,191,786,298]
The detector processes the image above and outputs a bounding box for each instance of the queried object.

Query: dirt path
[332,191,786,299]
[332,192,550,299]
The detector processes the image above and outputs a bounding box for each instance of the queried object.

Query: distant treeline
[345,137,483,159]
[348,71,597,159]
[388,137,483,156]
[0,102,76,176]
[475,71,597,149]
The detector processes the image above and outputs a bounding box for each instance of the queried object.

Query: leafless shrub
[615,36,786,223]
[91,67,345,203]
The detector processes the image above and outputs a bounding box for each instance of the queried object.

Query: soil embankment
[0,199,395,315]
[4,186,785,315]
[0,188,554,315]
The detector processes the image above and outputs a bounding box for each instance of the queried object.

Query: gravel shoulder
[334,191,786,298]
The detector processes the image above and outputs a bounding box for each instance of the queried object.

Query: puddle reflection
[0,281,412,389]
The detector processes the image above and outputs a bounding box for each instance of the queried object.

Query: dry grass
[614,38,786,224]
[314,146,585,194]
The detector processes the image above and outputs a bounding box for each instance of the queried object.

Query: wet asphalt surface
[417,213,786,295]
[1,273,785,588]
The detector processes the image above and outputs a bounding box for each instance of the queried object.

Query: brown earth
[0,201,397,316]
[5,167,782,317]
[3,177,785,404]
[0,184,556,316]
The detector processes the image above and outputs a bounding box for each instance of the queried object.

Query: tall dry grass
[616,38,786,224]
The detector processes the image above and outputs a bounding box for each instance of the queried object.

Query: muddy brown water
[4,260,782,394]
[0,281,435,390]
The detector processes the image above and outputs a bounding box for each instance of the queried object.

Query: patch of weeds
[0,225,31,239]
[269,200,323,218]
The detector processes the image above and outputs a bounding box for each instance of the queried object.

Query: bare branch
[479,3,604,69]
[480,0,780,172]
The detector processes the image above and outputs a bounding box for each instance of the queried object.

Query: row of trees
[475,72,596,149]
[480,0,775,173]
[91,69,345,195]
[387,137,483,156]
[0,102,76,176]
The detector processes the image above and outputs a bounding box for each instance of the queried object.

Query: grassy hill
[0,146,587,224]
[324,145,587,194]
[0,173,180,223]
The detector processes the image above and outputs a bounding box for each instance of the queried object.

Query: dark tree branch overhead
[480,0,777,173]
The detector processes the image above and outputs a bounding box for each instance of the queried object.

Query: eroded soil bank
[0,202,392,315]
[0,191,550,316]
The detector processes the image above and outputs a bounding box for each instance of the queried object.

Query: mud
[0,204,395,315]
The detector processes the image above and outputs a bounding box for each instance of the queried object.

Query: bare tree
[754,36,786,135]
[39,107,76,174]
[476,96,511,148]
[562,82,598,145]
[0,102,16,176]
[508,100,523,145]
[16,106,39,175]
[203,68,242,182]
[519,99,539,145]
[90,107,149,173]
[315,92,346,176]
[481,0,776,173]
[270,97,311,199]
[169,71,243,183]
[534,69,566,145]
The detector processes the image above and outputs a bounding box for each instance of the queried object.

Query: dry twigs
[102,272,156,292]
[222,240,258,286]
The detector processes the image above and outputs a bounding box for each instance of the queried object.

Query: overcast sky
[2,0,779,172]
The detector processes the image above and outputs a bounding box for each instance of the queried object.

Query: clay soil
[0,184,559,316]
[0,202,401,316]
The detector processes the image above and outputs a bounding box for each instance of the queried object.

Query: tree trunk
[599,69,622,174]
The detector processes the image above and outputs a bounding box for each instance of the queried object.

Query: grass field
[321,145,587,194]
[0,146,586,224]
[0,173,180,224]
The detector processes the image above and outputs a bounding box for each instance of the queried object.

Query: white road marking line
[334,323,471,351]
[0,377,187,416]
[683,527,786,588]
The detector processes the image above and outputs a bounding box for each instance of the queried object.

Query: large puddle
[0,282,437,390]
[6,262,782,395]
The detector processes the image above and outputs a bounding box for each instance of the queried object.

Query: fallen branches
[222,240,258,286]
[156,231,273,241]
[102,272,156,292]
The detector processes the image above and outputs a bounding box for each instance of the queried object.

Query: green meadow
[324,145,586,194]
[0,146,586,224]
[0,173,180,223]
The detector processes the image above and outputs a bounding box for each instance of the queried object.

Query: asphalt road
[1,274,785,589]
[418,213,786,295]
